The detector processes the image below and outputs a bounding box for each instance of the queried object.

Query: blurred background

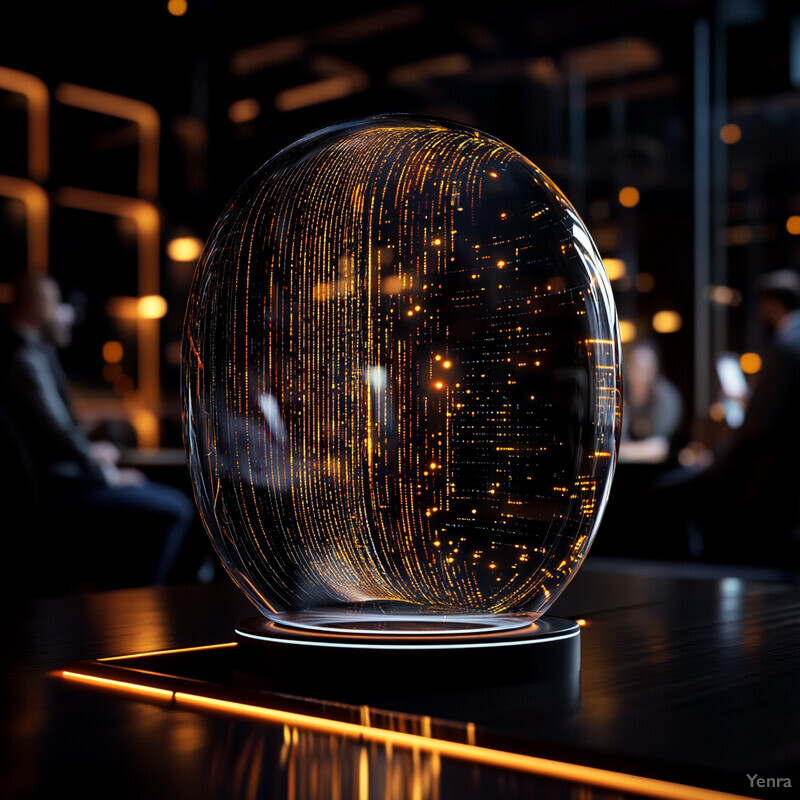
[1,0,798,578]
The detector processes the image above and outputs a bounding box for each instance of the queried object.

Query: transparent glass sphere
[183,114,621,629]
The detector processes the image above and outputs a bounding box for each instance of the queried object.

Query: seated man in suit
[0,272,196,591]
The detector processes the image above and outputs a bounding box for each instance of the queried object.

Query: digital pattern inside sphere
[183,114,621,621]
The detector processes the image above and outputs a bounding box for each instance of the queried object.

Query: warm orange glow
[652,310,682,334]
[130,406,160,443]
[139,295,168,319]
[618,187,640,208]
[171,692,749,800]
[719,124,741,144]
[56,187,161,446]
[442,360,452,369]
[709,402,726,422]
[726,225,752,246]
[59,650,752,800]
[387,53,470,86]
[575,618,589,627]
[0,67,49,182]
[739,352,761,375]
[98,642,238,661]
[228,98,261,124]
[0,176,49,273]
[167,0,188,15]
[275,74,368,112]
[602,258,626,281]
[103,341,124,363]
[55,83,160,199]
[167,236,204,262]
[636,273,655,292]
[618,320,636,343]
[107,297,140,320]
[61,671,173,700]
[786,215,800,235]
[707,285,742,306]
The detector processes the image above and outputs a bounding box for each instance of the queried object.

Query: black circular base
[235,615,580,711]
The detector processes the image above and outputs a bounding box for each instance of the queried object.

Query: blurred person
[653,270,800,562]
[620,339,683,463]
[0,272,196,591]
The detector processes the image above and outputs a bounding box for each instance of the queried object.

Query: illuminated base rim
[266,611,534,637]
[236,615,579,650]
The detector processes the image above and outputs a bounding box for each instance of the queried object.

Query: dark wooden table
[3,557,798,799]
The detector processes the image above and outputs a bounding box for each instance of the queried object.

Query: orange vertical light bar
[56,188,161,446]
[0,176,49,273]
[55,83,160,200]
[0,66,50,183]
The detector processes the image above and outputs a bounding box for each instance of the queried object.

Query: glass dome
[182,114,621,631]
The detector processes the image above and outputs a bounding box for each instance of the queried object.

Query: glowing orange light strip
[0,66,49,182]
[174,694,751,800]
[55,83,160,199]
[60,663,753,800]
[56,187,161,447]
[98,642,238,661]
[0,175,49,273]
[61,671,173,700]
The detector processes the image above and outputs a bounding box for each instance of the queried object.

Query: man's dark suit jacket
[0,326,105,488]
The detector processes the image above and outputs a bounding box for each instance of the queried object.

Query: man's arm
[8,344,106,482]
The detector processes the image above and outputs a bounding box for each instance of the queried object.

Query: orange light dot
[709,402,726,422]
[167,236,204,262]
[407,310,414,316]
[442,360,452,369]
[619,320,636,343]
[786,216,800,235]
[167,0,187,15]
[719,123,741,144]
[102,340,123,363]
[430,462,437,470]
[435,381,444,389]
[497,260,506,268]
[228,98,261,124]
[739,352,761,374]
[652,310,682,333]
[138,295,168,319]
[602,258,626,281]
[433,238,441,246]
[414,305,421,311]
[618,186,640,208]
[489,172,498,178]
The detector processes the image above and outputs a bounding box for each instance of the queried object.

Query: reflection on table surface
[3,558,798,799]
